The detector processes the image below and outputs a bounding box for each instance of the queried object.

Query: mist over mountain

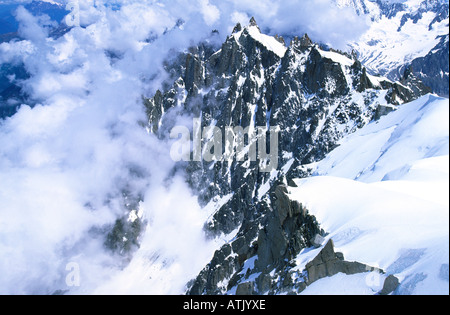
[0,0,448,296]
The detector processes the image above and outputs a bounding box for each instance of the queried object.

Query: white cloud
[15,5,56,42]
[200,0,221,26]
[210,0,369,49]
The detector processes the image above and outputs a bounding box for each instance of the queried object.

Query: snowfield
[290,94,449,295]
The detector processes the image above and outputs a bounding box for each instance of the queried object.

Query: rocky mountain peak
[231,19,287,59]
[232,22,242,34]
[142,22,432,295]
[249,16,259,28]
[290,34,313,52]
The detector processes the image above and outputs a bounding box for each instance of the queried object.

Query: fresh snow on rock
[246,25,287,58]
[318,48,354,67]
[232,24,287,58]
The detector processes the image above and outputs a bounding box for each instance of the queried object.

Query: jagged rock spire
[232,22,242,34]
[300,34,312,46]
[403,65,413,80]
[274,35,285,45]
[249,16,261,32]
[145,22,431,296]
[291,33,313,52]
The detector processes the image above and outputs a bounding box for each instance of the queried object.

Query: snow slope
[290,94,449,295]
[232,24,287,58]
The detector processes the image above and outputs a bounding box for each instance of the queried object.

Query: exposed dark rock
[236,282,255,295]
[305,239,383,286]
[249,17,260,31]
[287,178,298,187]
[187,183,322,295]
[254,185,322,273]
[232,23,242,34]
[351,60,374,92]
[188,243,240,295]
[103,192,145,261]
[185,54,205,94]
[374,104,396,121]
[379,274,400,295]
[303,47,349,97]
[255,273,272,294]
[291,34,313,52]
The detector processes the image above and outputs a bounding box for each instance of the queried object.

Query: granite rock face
[379,275,400,295]
[305,239,378,285]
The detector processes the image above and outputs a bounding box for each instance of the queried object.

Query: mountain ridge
[0,1,447,296]
[140,19,432,295]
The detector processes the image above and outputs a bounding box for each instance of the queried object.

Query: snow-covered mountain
[340,0,449,96]
[0,1,448,297]
[137,19,440,295]
[192,92,449,296]
[283,94,449,295]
